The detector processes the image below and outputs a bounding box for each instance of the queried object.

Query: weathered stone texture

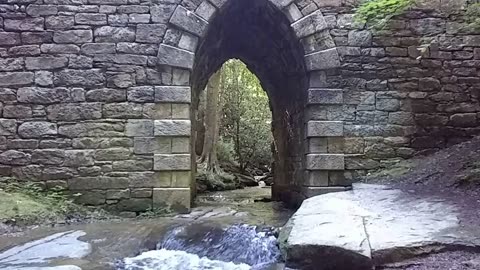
[0,0,479,214]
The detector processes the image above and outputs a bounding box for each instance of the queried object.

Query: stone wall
[0,0,478,213]
[313,0,480,180]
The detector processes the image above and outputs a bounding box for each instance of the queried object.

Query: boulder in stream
[279,184,480,270]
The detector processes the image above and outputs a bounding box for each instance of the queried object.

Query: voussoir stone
[291,10,328,39]
[169,5,208,37]
[157,44,194,69]
[18,122,57,138]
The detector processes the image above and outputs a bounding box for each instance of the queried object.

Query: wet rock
[280,184,480,270]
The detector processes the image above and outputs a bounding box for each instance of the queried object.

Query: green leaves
[354,0,414,29]
[219,59,273,171]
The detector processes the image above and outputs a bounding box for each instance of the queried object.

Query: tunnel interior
[191,0,309,204]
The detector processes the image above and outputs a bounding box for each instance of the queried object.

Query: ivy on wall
[354,0,414,29]
[464,3,480,31]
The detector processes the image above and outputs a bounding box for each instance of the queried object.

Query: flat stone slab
[280,184,480,270]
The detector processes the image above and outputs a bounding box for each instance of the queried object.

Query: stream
[0,187,294,270]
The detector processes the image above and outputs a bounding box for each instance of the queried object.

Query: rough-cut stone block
[134,137,171,154]
[306,154,345,170]
[59,123,125,138]
[17,87,71,104]
[0,72,34,86]
[95,148,132,161]
[86,88,126,102]
[304,170,329,186]
[46,16,74,30]
[153,188,191,213]
[128,86,154,102]
[155,86,191,103]
[0,150,31,166]
[25,57,68,71]
[292,10,328,39]
[270,0,294,8]
[169,5,207,36]
[154,154,191,171]
[0,119,17,136]
[157,44,194,69]
[81,43,116,55]
[5,18,44,32]
[64,150,95,167]
[75,13,107,25]
[305,48,341,71]
[94,26,135,42]
[54,69,105,86]
[26,5,58,16]
[103,103,142,119]
[0,32,21,46]
[47,103,102,121]
[308,89,343,104]
[126,119,154,137]
[308,137,328,153]
[136,24,167,43]
[53,30,93,43]
[154,120,191,136]
[18,122,57,138]
[307,121,344,137]
[69,177,130,190]
[32,149,65,165]
[196,1,216,21]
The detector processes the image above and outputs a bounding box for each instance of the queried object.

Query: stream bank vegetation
[195,59,273,193]
[0,181,109,232]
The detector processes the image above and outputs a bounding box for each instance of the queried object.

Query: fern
[354,0,414,29]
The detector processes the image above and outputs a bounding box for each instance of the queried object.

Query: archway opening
[191,0,309,206]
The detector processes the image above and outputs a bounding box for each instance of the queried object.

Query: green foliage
[0,182,97,226]
[216,138,237,165]
[354,0,414,29]
[219,59,273,171]
[463,3,480,31]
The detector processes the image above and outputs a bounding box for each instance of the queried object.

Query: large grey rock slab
[0,231,89,270]
[280,184,480,270]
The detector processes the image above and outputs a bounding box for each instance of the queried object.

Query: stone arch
[155,0,349,209]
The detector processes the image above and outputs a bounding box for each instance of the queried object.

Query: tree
[198,69,222,172]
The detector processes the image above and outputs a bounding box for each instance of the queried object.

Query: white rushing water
[121,249,251,270]
[118,224,281,270]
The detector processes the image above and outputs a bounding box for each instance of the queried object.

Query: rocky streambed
[2,184,480,270]
[0,187,293,270]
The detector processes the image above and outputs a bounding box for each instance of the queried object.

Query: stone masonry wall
[311,0,480,180]
[0,0,479,213]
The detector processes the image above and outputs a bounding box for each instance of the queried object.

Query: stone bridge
[0,0,479,214]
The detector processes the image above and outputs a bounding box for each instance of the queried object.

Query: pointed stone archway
[154,0,349,211]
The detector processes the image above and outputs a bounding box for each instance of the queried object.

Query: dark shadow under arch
[191,0,309,206]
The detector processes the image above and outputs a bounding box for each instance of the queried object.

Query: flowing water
[0,187,294,270]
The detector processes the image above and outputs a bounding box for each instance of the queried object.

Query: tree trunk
[199,69,222,172]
